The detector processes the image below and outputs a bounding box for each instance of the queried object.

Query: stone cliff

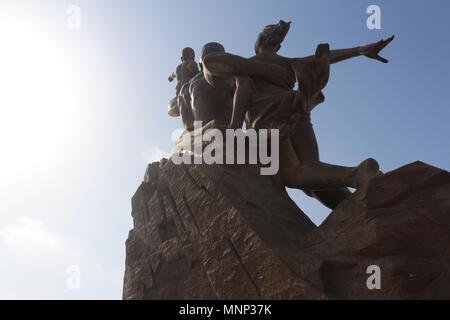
[123,160,450,299]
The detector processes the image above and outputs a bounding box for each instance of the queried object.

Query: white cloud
[170,128,185,142]
[0,216,120,299]
[0,216,68,256]
[142,146,170,163]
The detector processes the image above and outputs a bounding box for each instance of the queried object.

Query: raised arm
[168,71,176,82]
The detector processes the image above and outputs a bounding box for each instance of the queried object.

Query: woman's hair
[254,20,291,54]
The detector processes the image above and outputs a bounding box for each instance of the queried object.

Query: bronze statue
[177,42,295,131]
[167,47,200,117]
[170,21,394,209]
[202,20,394,207]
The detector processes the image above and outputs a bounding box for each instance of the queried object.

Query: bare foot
[355,158,380,199]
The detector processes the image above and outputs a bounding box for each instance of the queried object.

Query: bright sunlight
[0,17,85,181]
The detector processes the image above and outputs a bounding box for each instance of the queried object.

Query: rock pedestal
[123,161,450,299]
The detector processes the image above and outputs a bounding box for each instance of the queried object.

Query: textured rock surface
[123,161,450,299]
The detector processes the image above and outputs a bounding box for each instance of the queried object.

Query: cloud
[0,216,69,256]
[170,128,185,142]
[142,146,170,163]
[0,216,120,299]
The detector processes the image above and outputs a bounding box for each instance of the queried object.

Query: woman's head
[254,20,291,54]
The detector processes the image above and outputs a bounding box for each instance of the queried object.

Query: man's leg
[280,137,379,193]
[291,117,351,208]
[294,118,352,209]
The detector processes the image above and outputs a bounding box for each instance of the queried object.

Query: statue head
[201,42,225,61]
[254,20,291,54]
[181,47,195,61]
[199,42,225,70]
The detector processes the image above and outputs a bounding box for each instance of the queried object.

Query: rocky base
[123,161,450,299]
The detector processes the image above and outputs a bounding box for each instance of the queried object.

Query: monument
[123,21,450,300]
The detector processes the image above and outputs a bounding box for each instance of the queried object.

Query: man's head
[254,20,291,54]
[181,47,195,61]
[201,42,225,62]
[199,42,225,70]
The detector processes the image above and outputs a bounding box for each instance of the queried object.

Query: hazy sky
[0,0,449,299]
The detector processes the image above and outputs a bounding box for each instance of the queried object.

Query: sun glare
[0,18,84,181]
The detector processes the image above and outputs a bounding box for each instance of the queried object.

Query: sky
[0,0,449,299]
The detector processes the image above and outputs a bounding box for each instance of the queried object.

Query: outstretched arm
[300,36,395,64]
[329,46,362,64]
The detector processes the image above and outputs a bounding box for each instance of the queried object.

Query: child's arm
[168,71,176,82]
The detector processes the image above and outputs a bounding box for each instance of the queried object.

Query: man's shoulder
[189,72,207,88]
